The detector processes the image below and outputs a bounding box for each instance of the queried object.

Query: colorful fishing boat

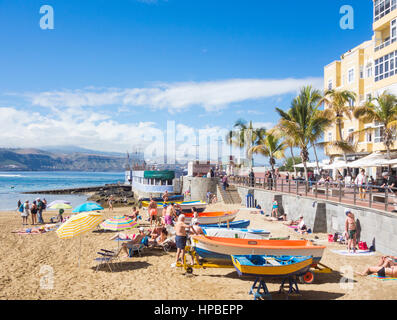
[203,228,271,239]
[141,200,207,213]
[199,219,250,229]
[139,195,184,202]
[191,236,325,265]
[231,255,313,278]
[184,211,237,225]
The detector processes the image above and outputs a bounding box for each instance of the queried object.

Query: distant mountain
[40,146,125,157]
[0,148,127,172]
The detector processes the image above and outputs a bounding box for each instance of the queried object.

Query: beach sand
[0,202,396,300]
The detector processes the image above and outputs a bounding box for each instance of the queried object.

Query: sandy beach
[0,202,396,300]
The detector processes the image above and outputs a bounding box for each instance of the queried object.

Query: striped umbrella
[100,216,138,231]
[48,203,73,210]
[56,211,103,266]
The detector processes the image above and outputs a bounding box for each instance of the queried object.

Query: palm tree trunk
[290,146,297,175]
[313,144,321,175]
[337,118,348,164]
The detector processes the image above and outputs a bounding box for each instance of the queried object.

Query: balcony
[375,37,397,52]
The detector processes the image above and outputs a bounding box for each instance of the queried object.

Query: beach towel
[330,249,376,256]
[370,275,397,281]
[287,225,298,229]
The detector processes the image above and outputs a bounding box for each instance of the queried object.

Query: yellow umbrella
[56,211,103,266]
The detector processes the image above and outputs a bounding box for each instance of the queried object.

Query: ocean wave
[0,174,23,177]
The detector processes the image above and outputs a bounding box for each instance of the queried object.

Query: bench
[312,187,344,197]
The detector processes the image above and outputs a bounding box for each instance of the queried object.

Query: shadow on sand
[92,261,151,273]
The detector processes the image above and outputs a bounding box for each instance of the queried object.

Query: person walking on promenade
[355,169,367,200]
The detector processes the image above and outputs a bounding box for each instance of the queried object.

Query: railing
[374,37,397,52]
[229,176,397,214]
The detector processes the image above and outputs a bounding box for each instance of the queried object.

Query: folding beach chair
[94,247,122,272]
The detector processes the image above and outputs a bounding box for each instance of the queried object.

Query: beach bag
[328,234,334,243]
[358,241,368,251]
[18,204,24,213]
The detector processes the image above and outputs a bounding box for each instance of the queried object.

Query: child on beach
[271,200,278,218]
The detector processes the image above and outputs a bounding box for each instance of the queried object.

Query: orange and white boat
[191,236,325,265]
[183,211,237,225]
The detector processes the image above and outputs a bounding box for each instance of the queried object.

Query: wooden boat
[141,200,206,213]
[184,211,237,225]
[199,219,250,229]
[191,236,325,265]
[231,255,313,278]
[203,228,271,239]
[139,195,184,202]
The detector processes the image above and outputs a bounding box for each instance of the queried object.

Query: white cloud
[25,77,323,113]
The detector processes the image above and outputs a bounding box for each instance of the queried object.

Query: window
[366,63,373,78]
[328,132,332,142]
[374,0,397,22]
[374,121,385,143]
[366,93,372,102]
[348,128,355,144]
[328,79,333,90]
[375,50,397,81]
[360,66,364,79]
[348,68,355,83]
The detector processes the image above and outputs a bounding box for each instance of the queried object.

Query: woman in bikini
[345,209,357,254]
[357,265,397,278]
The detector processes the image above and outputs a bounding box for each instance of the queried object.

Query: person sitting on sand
[297,215,308,234]
[376,255,397,269]
[149,228,168,246]
[120,227,146,257]
[357,265,397,278]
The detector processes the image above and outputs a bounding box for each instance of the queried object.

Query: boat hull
[231,255,313,278]
[184,211,237,225]
[192,236,325,265]
[203,228,270,239]
[200,220,250,229]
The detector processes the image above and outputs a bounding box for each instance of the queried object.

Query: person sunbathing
[356,265,397,278]
[149,228,168,246]
[120,227,146,257]
[12,226,46,234]
[377,255,397,268]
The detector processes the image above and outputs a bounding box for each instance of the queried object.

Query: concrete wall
[182,177,218,202]
[237,186,397,256]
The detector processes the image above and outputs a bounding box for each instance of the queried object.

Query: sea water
[0,171,125,211]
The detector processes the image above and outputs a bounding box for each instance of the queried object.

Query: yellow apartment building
[324,0,397,177]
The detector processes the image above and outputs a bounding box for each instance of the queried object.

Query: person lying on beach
[356,265,397,278]
[12,226,47,234]
[120,227,146,257]
[377,255,397,268]
[283,216,302,226]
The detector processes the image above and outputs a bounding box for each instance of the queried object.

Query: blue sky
[0,0,374,163]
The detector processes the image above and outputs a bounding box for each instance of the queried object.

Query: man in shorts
[171,215,195,268]
[148,198,158,227]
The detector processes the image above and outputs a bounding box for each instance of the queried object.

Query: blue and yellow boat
[231,255,313,278]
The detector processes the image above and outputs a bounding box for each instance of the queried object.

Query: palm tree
[272,128,298,175]
[353,91,397,160]
[248,132,286,175]
[276,86,332,181]
[226,119,266,168]
[321,89,358,162]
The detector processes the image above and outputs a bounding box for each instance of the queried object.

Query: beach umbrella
[47,200,71,207]
[72,202,104,213]
[48,203,73,210]
[100,216,138,231]
[56,211,104,266]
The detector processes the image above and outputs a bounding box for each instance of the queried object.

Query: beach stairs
[217,183,242,205]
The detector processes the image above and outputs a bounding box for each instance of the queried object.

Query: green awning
[144,171,175,180]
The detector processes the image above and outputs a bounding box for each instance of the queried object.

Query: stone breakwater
[23,184,137,208]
